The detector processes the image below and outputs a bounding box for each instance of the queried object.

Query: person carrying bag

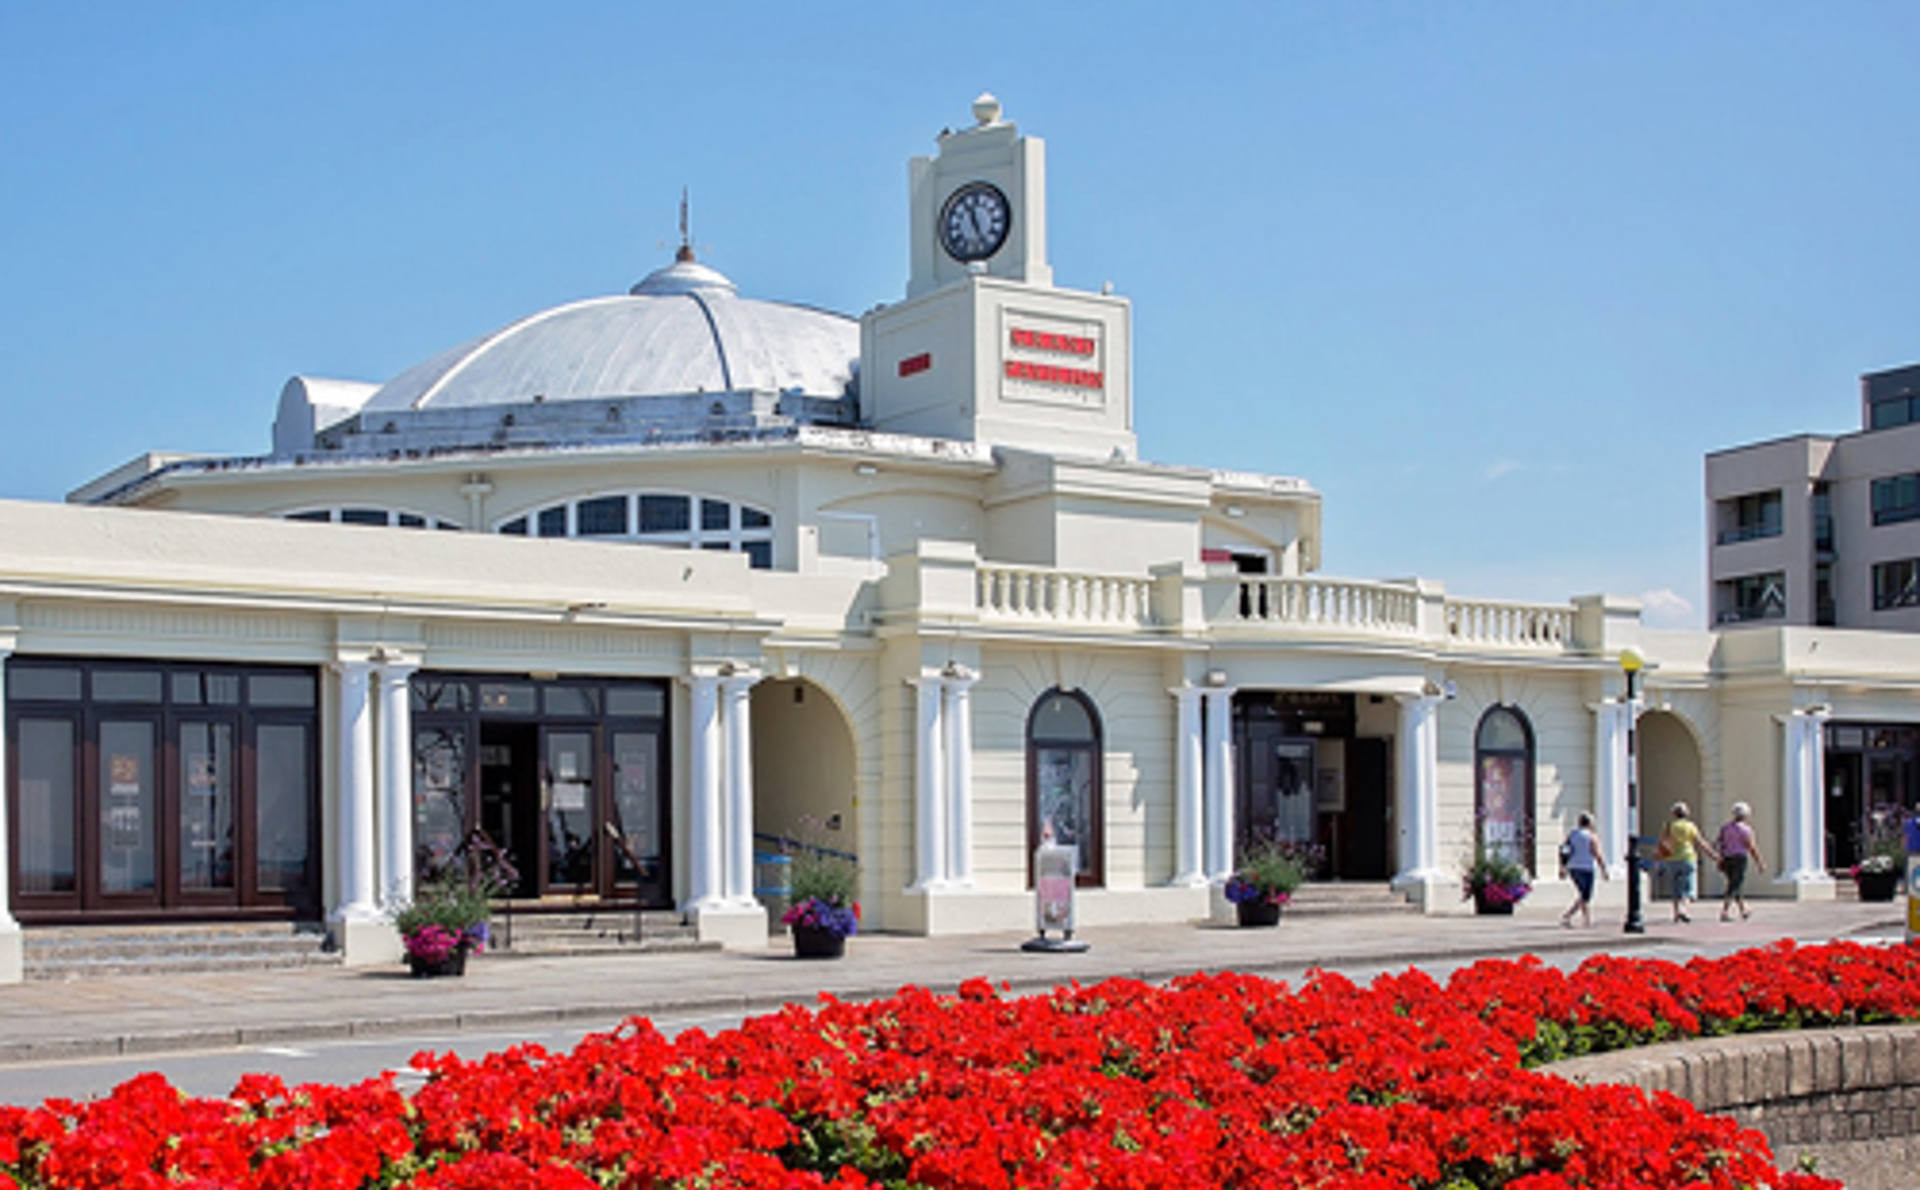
[1557,811,1608,928]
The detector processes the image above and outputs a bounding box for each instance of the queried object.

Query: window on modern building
[1813,482,1833,553]
[1871,474,1920,526]
[1027,688,1103,888]
[1815,562,1836,626]
[282,507,458,530]
[1872,559,1920,611]
[1717,571,1788,623]
[493,491,775,568]
[1717,490,1783,544]
[1474,706,1535,872]
[1871,395,1920,430]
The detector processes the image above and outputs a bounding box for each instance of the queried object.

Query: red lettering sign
[1003,360,1104,390]
[1007,327,1096,357]
[898,352,932,378]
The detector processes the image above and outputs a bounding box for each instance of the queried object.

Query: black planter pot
[1857,867,1902,903]
[1472,889,1516,916]
[408,943,470,978]
[792,925,847,959]
[1235,900,1282,927]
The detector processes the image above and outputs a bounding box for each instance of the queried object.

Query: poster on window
[186,753,218,797]
[1035,747,1092,876]
[1478,754,1526,859]
[108,754,141,797]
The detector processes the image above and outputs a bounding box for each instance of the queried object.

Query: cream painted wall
[1441,668,1596,878]
[971,645,1175,893]
[750,678,858,849]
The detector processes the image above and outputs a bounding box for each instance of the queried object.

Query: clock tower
[863,95,1135,461]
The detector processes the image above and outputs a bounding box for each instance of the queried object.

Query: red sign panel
[1009,328,1096,356]
[1003,360,1103,390]
[898,352,932,378]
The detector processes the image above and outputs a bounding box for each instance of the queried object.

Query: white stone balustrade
[958,555,1582,655]
[1445,598,1574,649]
[976,565,1157,628]
[1227,576,1422,633]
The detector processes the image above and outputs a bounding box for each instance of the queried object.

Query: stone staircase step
[1284,882,1419,917]
[486,909,717,957]
[25,922,339,980]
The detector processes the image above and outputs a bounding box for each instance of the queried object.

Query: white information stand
[1022,842,1089,953]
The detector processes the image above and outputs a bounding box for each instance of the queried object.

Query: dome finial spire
[676,187,695,263]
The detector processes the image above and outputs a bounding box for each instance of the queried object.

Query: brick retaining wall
[1547,1024,1920,1189]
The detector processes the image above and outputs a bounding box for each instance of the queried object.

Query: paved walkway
[0,899,1903,1066]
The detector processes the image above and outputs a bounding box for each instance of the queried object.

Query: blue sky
[4,4,1916,628]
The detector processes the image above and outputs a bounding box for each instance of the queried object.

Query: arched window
[1474,705,1535,871]
[1027,689,1103,887]
[284,507,461,530]
[494,491,774,569]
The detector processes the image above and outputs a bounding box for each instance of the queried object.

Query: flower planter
[791,924,847,959]
[408,943,469,978]
[1235,900,1282,927]
[1472,889,1516,916]
[1857,867,1902,902]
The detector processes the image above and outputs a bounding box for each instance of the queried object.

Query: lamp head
[1618,646,1645,676]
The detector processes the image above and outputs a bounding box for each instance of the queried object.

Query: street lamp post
[1621,647,1645,935]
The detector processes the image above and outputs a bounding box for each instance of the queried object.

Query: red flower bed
[4,939,1915,1188]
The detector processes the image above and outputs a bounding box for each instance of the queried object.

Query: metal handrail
[604,823,647,942]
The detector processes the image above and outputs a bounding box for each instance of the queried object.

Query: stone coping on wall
[1546,1023,1920,1189]
[1545,1023,1920,1114]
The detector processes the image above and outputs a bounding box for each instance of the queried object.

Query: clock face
[939,182,1011,263]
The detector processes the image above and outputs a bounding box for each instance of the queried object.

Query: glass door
[94,717,161,909]
[610,730,664,900]
[13,714,79,912]
[413,723,470,877]
[175,717,238,906]
[542,728,596,891]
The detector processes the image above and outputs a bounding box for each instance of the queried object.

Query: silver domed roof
[360,252,857,414]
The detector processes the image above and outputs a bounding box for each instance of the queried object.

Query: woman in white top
[1558,811,1610,928]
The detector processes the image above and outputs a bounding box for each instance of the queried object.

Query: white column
[1171,685,1206,886]
[721,674,758,906]
[375,664,416,910]
[1591,699,1632,879]
[682,675,724,911]
[331,661,379,923]
[943,674,977,887]
[912,677,948,890]
[1393,693,1444,885]
[0,650,18,932]
[1201,686,1237,882]
[1777,708,1831,885]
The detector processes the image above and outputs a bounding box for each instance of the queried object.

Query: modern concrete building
[0,95,1912,982]
[1707,362,1920,632]
[1705,361,1920,864]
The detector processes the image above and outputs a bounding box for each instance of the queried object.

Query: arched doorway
[1027,688,1104,887]
[750,678,858,884]
[1639,710,1703,833]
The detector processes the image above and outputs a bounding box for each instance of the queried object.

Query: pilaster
[375,662,417,910]
[0,649,21,983]
[1393,692,1447,908]
[1170,684,1206,886]
[682,674,724,912]
[1201,684,1237,882]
